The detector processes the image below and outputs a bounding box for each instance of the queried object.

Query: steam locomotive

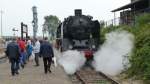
[56,9,100,59]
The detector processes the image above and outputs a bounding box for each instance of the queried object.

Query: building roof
[111,0,148,12]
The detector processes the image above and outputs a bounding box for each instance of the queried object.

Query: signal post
[21,22,28,40]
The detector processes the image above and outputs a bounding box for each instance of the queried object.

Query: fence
[104,17,120,27]
[104,7,150,27]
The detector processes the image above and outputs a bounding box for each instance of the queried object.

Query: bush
[101,13,150,83]
[127,24,150,82]
[123,14,150,83]
[135,13,150,27]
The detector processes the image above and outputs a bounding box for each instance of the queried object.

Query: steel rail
[74,67,120,84]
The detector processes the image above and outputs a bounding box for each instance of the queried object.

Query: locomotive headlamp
[69,45,73,49]
[90,34,93,38]
[92,45,96,49]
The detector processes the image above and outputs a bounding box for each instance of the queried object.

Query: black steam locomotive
[56,9,100,59]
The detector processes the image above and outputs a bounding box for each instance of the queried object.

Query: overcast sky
[0,0,130,36]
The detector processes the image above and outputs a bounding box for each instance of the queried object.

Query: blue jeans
[27,51,31,60]
[20,52,27,65]
[10,58,19,74]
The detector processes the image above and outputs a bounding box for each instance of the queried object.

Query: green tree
[99,20,105,28]
[43,15,60,40]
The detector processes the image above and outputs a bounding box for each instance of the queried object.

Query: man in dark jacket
[6,38,20,76]
[40,37,54,74]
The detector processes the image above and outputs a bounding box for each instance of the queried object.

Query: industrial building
[112,0,150,25]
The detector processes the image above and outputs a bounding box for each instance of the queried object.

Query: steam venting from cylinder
[75,9,82,16]
[93,30,134,76]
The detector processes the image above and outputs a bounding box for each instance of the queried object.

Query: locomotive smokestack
[75,9,82,16]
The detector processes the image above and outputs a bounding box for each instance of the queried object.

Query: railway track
[70,67,119,84]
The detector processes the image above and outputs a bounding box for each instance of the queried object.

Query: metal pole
[61,22,63,39]
[114,12,116,26]
[21,22,23,40]
[0,10,3,38]
[26,25,28,38]
[12,28,18,37]
[42,30,44,39]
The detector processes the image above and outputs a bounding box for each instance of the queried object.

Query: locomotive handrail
[61,22,64,39]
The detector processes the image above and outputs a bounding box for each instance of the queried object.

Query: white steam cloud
[58,50,86,75]
[93,30,134,76]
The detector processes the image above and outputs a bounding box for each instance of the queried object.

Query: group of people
[5,37,54,76]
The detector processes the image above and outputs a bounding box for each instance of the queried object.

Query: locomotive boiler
[56,9,100,59]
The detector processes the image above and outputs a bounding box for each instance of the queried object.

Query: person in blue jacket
[6,38,20,76]
[40,37,54,74]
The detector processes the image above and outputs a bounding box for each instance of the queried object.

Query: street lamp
[12,28,18,37]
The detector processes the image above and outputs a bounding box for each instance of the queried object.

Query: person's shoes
[12,73,15,76]
[34,64,39,67]
[48,69,52,73]
[24,62,27,64]
[45,71,47,74]
[21,64,24,69]
[15,71,19,75]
